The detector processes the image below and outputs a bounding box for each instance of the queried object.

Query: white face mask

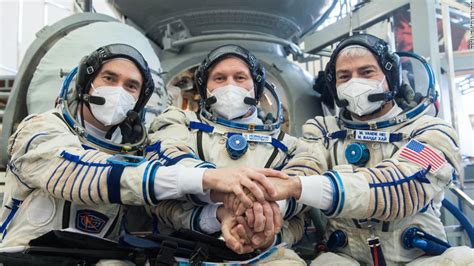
[337,77,386,116]
[207,84,254,120]
[89,85,137,126]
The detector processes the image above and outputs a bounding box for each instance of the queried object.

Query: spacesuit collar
[80,114,123,144]
[351,102,403,123]
[200,107,279,133]
[340,98,433,130]
[232,108,263,125]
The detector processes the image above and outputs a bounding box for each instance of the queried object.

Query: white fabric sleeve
[297,175,333,210]
[276,200,288,215]
[199,203,222,234]
[154,164,206,200]
[194,190,213,204]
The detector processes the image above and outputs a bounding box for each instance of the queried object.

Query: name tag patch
[75,209,109,234]
[243,133,272,143]
[354,130,390,143]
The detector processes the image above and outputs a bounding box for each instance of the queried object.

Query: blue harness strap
[0,199,23,238]
[329,130,347,139]
[271,138,288,153]
[189,121,214,133]
[189,121,288,153]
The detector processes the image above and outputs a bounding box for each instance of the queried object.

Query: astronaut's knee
[310,252,360,266]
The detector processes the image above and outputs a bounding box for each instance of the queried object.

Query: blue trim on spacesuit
[190,206,204,233]
[86,159,102,205]
[411,125,459,148]
[283,197,297,220]
[7,162,34,190]
[96,166,108,202]
[189,121,214,133]
[365,166,431,218]
[107,164,124,204]
[24,132,49,153]
[189,121,288,153]
[342,100,433,130]
[322,171,345,217]
[195,161,216,169]
[148,161,161,204]
[367,168,386,217]
[61,109,128,152]
[60,150,111,167]
[56,153,87,198]
[200,110,282,132]
[76,152,102,204]
[145,141,161,153]
[274,232,282,245]
[46,160,67,191]
[388,168,403,218]
[271,138,288,153]
[142,160,155,205]
[161,153,196,166]
[0,199,23,236]
[71,163,90,204]
[369,168,430,188]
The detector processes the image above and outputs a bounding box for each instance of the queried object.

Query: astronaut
[245,33,473,265]
[0,44,283,251]
[149,44,319,264]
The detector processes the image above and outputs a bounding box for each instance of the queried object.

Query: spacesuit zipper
[367,222,386,266]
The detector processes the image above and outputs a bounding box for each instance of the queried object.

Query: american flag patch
[399,139,446,173]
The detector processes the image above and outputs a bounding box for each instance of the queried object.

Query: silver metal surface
[441,2,459,133]
[109,0,335,45]
[0,13,116,167]
[449,183,474,210]
[302,0,410,54]
[440,50,474,72]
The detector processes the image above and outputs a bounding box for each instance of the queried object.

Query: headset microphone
[82,94,106,105]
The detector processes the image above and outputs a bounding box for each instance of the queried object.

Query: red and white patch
[400,139,446,173]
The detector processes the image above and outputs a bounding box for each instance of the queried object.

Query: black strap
[264,130,285,168]
[381,221,390,232]
[154,240,178,266]
[195,112,206,161]
[189,242,210,265]
[196,131,206,161]
[61,201,71,229]
[368,237,387,266]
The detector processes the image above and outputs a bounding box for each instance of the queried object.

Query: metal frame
[301,0,474,246]
[302,0,410,54]
[0,13,115,167]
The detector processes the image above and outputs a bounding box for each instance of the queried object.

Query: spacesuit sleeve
[277,122,333,219]
[152,198,306,247]
[7,112,206,206]
[148,107,220,234]
[278,212,306,247]
[148,106,216,170]
[300,116,461,221]
[151,199,202,232]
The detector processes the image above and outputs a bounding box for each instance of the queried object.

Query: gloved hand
[120,110,143,144]
[396,75,418,110]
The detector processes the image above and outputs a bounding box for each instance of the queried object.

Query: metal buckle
[248,123,255,132]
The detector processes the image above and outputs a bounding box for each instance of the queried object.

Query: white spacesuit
[0,44,265,257]
[149,45,319,264]
[293,34,473,265]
